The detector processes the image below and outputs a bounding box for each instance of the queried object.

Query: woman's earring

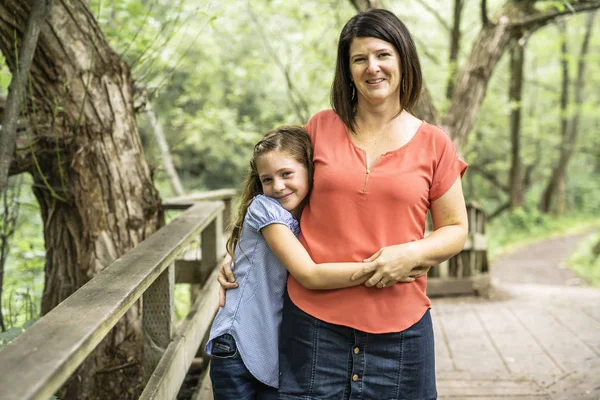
[351,83,356,101]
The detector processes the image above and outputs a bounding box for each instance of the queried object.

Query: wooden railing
[0,189,486,399]
[0,189,237,400]
[427,201,489,296]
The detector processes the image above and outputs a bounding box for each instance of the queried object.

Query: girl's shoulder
[244,195,299,234]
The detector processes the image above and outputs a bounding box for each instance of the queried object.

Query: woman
[220,8,467,399]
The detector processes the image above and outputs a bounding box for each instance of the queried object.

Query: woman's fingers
[397,277,415,283]
[365,271,384,287]
[363,248,382,263]
[408,266,429,278]
[351,260,378,281]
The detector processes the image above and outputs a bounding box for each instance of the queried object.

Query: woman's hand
[217,254,238,306]
[351,243,426,288]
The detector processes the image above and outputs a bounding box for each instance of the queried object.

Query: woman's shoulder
[306,109,346,143]
[306,109,344,128]
[413,120,455,149]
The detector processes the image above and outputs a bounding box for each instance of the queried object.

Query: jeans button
[352,374,359,382]
[353,347,360,354]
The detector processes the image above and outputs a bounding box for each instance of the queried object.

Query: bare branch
[488,201,510,221]
[446,0,464,99]
[247,5,310,122]
[0,0,51,193]
[349,0,384,12]
[507,1,600,30]
[481,0,489,27]
[469,164,510,193]
[143,100,185,196]
[413,0,451,32]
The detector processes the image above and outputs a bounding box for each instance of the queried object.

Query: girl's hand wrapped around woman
[217,254,238,306]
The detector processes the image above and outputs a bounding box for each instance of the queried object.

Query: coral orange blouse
[287,109,467,333]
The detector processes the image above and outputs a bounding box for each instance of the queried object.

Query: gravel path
[490,230,596,286]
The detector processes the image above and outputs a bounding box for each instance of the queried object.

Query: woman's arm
[261,224,374,290]
[352,177,468,287]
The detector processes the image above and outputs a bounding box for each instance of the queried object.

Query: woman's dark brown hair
[226,126,314,259]
[331,8,422,132]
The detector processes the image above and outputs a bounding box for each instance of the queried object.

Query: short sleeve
[429,129,468,201]
[245,195,300,236]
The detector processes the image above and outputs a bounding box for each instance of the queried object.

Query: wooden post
[223,197,234,231]
[143,263,175,383]
[201,214,223,280]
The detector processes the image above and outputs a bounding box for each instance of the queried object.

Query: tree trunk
[349,0,383,12]
[0,0,48,193]
[442,2,532,151]
[446,0,463,99]
[539,11,596,215]
[508,36,525,210]
[540,21,569,214]
[0,0,162,398]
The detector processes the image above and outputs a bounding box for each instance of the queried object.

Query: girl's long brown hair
[226,125,313,260]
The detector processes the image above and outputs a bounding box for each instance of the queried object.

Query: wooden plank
[139,265,220,400]
[193,365,213,400]
[431,307,454,372]
[438,377,545,397]
[463,233,487,251]
[547,304,600,357]
[0,201,224,400]
[472,303,563,386]
[545,366,600,400]
[143,264,175,382]
[509,305,596,373]
[164,189,237,210]
[434,302,508,375]
[427,275,489,297]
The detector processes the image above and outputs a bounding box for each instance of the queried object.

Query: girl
[205,126,375,400]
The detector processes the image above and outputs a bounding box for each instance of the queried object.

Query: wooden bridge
[0,191,598,399]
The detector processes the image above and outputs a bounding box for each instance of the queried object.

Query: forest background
[0,0,599,378]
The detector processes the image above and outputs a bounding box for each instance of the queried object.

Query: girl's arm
[261,224,374,290]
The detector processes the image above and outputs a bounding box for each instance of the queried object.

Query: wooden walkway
[433,283,600,399]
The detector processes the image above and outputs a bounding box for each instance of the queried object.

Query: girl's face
[255,150,309,216]
[349,36,401,107]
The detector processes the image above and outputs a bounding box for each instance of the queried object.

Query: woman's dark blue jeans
[209,334,278,400]
[278,292,437,400]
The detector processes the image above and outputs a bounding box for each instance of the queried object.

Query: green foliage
[568,231,600,286]
[1,175,45,331]
[487,209,599,260]
[0,317,38,350]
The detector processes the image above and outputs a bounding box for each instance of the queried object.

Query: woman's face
[349,36,401,107]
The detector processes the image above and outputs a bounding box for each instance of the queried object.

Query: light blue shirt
[205,195,299,388]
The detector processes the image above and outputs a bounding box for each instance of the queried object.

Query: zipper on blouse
[362,154,382,192]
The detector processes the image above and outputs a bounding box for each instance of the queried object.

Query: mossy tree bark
[0,0,162,398]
